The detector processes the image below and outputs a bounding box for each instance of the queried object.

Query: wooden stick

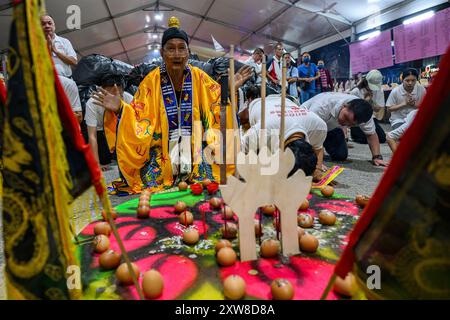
[229,45,240,177]
[258,208,262,246]
[280,56,287,151]
[320,273,337,300]
[219,73,228,185]
[260,54,267,149]
[98,183,144,300]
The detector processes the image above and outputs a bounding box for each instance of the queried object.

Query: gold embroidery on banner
[428,154,450,188]
[7,211,49,279]
[6,46,20,77]
[44,264,63,282]
[2,123,33,173]
[13,117,34,137]
[2,192,29,239]
[23,170,40,185]
[45,288,68,300]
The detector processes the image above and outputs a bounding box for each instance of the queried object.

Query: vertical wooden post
[229,45,240,177]
[260,54,267,149]
[219,73,228,185]
[280,56,287,151]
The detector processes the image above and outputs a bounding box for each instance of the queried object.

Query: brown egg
[260,239,280,258]
[298,213,314,228]
[140,194,149,201]
[102,209,117,221]
[271,278,294,300]
[138,197,149,206]
[139,197,149,205]
[299,199,309,211]
[174,201,187,213]
[94,222,111,236]
[99,250,121,270]
[220,223,238,239]
[137,205,150,219]
[262,205,276,216]
[355,195,370,208]
[318,210,336,226]
[223,206,234,220]
[297,227,306,241]
[216,247,237,267]
[255,220,263,237]
[116,262,140,285]
[321,185,334,197]
[223,275,246,300]
[333,272,357,297]
[209,197,222,209]
[142,269,164,299]
[202,178,212,187]
[215,239,232,253]
[299,233,319,253]
[178,211,194,226]
[178,181,188,191]
[93,235,110,253]
[183,228,199,245]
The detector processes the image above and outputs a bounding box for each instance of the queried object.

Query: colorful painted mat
[77,189,361,300]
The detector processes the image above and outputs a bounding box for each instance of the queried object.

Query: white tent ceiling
[0,0,447,64]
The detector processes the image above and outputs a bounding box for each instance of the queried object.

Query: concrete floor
[0,133,392,300]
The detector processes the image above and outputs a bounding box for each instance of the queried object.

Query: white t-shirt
[243,95,327,152]
[349,87,385,107]
[386,83,426,127]
[85,91,133,131]
[387,109,417,141]
[301,92,376,135]
[52,35,77,78]
[245,57,262,84]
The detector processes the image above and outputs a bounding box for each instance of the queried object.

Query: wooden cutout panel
[221,148,311,261]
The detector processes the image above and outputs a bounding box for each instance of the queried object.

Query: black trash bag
[127,59,213,88]
[73,54,133,86]
[188,59,213,77]
[125,84,139,96]
[127,62,160,87]
[208,57,247,79]
[77,84,97,142]
[78,84,97,113]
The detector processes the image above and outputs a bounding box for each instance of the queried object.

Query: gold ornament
[168,16,180,28]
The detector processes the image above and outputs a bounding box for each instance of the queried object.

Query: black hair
[357,78,372,93]
[401,68,419,80]
[302,52,310,57]
[347,99,373,124]
[100,74,125,88]
[286,138,318,177]
[253,48,264,55]
[245,85,260,100]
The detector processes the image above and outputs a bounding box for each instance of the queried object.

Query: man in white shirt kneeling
[239,86,328,181]
[85,74,133,168]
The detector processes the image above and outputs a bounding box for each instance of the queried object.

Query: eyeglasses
[163,46,189,56]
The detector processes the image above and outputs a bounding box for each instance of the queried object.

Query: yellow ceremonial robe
[104,65,235,193]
